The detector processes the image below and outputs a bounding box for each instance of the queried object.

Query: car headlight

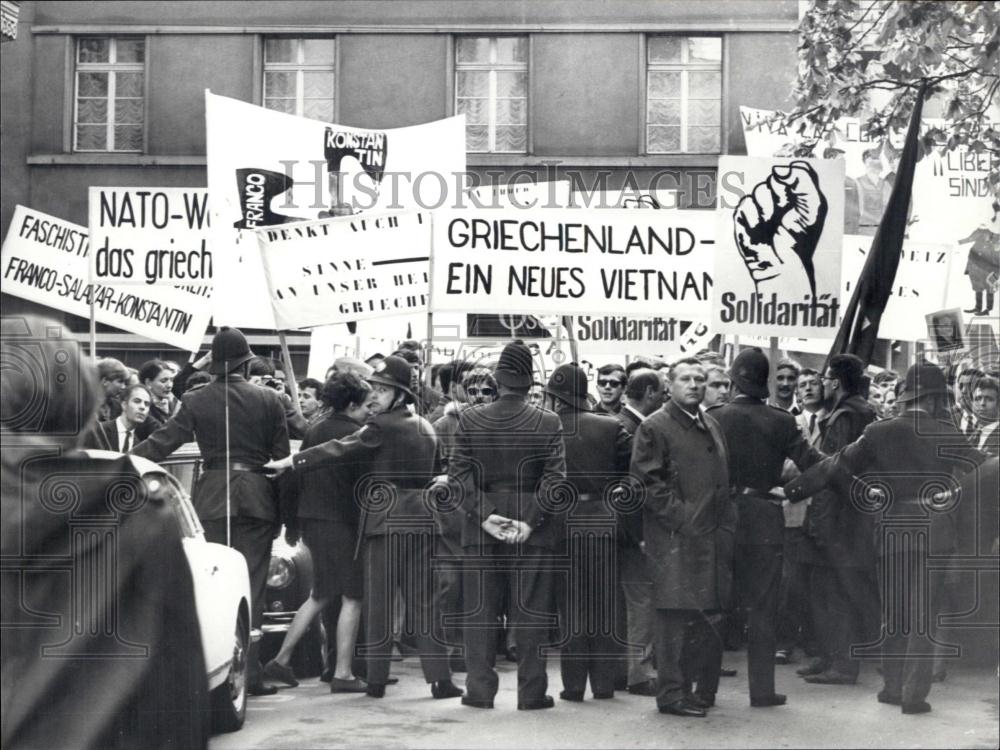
[267,556,295,589]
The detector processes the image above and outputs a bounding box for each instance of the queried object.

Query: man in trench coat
[630,357,736,717]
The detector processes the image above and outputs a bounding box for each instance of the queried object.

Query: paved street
[212,654,999,749]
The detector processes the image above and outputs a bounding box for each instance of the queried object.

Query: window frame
[262,36,337,122]
[645,35,722,155]
[454,35,529,154]
[73,35,147,153]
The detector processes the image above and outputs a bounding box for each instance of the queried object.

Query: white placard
[712,156,845,338]
[206,91,465,328]
[2,205,213,350]
[89,187,212,285]
[430,207,716,318]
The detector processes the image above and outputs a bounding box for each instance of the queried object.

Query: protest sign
[840,234,951,341]
[570,188,681,209]
[741,106,998,322]
[89,187,212,285]
[256,210,430,330]
[468,180,571,208]
[567,316,710,357]
[712,155,845,339]
[430,208,716,319]
[925,308,965,353]
[1,205,213,350]
[206,91,465,328]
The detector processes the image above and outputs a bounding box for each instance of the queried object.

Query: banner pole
[769,336,780,401]
[279,331,303,418]
[564,315,580,364]
[89,296,97,358]
[424,213,436,389]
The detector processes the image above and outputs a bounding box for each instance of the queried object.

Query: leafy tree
[783,0,999,206]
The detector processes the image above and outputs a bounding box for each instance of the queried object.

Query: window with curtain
[646,36,722,154]
[263,37,336,122]
[455,36,528,153]
[74,36,145,152]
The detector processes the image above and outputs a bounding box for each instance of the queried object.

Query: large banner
[840,235,951,342]
[256,210,430,330]
[712,156,845,338]
[430,208,715,318]
[1,205,213,350]
[89,187,212,285]
[206,91,465,328]
[742,106,999,325]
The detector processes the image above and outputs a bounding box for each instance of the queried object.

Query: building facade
[1,0,800,366]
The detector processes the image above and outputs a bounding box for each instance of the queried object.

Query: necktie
[963,413,975,436]
[121,430,131,453]
[809,413,817,435]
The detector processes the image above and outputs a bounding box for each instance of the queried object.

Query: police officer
[543,363,632,702]
[132,326,290,696]
[265,356,462,701]
[785,362,988,714]
[707,348,822,707]
[445,340,567,711]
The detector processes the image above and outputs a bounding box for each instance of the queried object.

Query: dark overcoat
[630,400,735,611]
[293,404,438,538]
[447,393,566,550]
[132,375,289,523]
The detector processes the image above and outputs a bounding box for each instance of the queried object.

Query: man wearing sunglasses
[463,369,499,406]
[595,364,627,415]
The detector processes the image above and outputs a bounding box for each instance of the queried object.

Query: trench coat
[630,400,736,611]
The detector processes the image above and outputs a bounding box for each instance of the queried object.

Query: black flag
[828,82,927,366]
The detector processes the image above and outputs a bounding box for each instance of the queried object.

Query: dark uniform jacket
[132,375,290,523]
[709,396,822,546]
[630,400,736,611]
[786,408,988,557]
[448,393,566,550]
[615,404,646,546]
[293,405,438,538]
[556,409,632,546]
[806,393,877,566]
[296,412,363,525]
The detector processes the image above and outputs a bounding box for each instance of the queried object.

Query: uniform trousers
[735,543,783,700]
[880,550,942,704]
[811,563,880,677]
[558,527,618,696]
[776,527,815,654]
[202,516,276,687]
[462,545,557,704]
[359,531,451,686]
[652,609,723,706]
[435,537,465,661]
[619,545,656,686]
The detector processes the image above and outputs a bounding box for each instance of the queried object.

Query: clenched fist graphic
[733,160,828,297]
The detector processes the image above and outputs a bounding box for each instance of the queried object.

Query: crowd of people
[4,316,998,746]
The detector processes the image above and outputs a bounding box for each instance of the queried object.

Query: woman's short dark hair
[323,372,371,412]
[137,359,170,385]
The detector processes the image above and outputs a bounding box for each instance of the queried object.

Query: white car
[87,450,253,733]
